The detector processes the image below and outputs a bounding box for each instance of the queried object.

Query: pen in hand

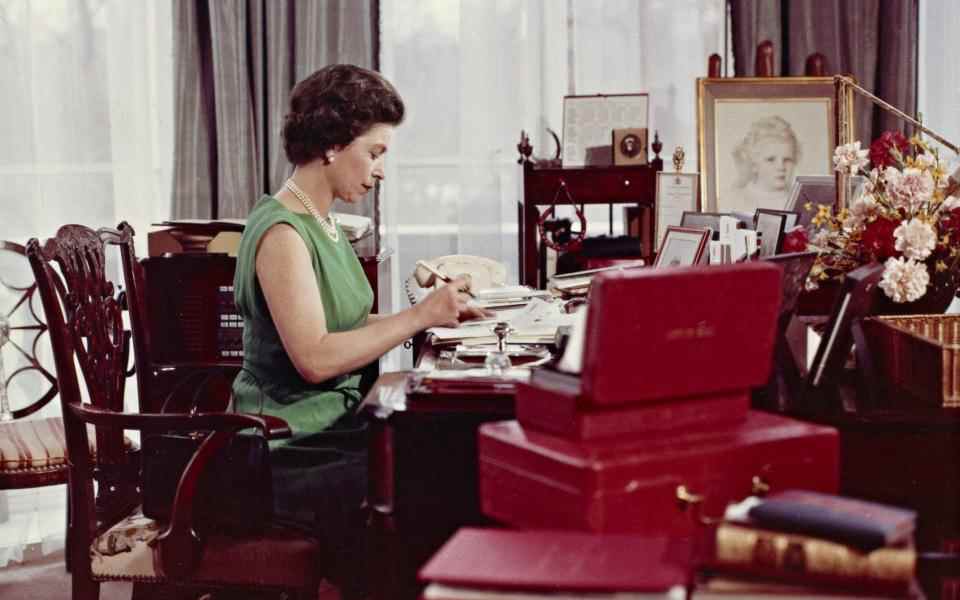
[415,260,477,299]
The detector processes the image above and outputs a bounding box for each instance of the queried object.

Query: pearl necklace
[284,178,339,243]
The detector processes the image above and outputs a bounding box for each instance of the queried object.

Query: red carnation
[860,216,900,261]
[781,226,809,253]
[869,131,909,170]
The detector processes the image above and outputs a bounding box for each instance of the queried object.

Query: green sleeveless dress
[232,195,374,441]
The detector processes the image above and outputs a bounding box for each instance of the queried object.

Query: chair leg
[64,484,72,573]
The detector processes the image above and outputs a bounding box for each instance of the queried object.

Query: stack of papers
[472,285,553,309]
[548,261,645,296]
[428,297,578,347]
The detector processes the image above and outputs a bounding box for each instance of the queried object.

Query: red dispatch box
[478,410,838,536]
[515,379,750,440]
[574,262,782,407]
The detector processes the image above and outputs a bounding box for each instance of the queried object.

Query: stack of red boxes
[478,262,839,537]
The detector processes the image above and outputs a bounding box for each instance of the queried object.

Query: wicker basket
[864,315,960,408]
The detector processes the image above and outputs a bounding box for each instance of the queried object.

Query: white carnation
[833,142,870,175]
[879,257,930,303]
[843,194,879,230]
[893,218,937,260]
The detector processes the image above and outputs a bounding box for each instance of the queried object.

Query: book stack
[417,527,689,600]
[477,263,841,539]
[697,490,919,598]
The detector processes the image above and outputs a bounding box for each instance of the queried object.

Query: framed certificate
[655,172,699,248]
[562,94,649,168]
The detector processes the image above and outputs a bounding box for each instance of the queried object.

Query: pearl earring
[326,152,335,164]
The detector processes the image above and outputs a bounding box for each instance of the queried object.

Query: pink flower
[879,257,930,303]
[885,167,934,212]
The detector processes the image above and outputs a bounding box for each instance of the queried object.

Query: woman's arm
[256,224,472,383]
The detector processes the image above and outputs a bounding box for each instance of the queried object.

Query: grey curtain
[729,0,917,143]
[171,0,377,219]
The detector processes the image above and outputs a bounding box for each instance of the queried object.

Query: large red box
[574,262,781,406]
[478,411,838,536]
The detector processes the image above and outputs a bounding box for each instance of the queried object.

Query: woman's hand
[458,304,495,322]
[414,276,474,329]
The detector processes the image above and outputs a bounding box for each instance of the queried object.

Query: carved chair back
[0,241,63,490]
[29,225,320,599]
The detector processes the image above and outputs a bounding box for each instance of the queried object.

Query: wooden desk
[362,368,960,600]
[361,372,515,600]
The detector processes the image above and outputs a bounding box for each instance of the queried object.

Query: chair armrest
[67,403,286,438]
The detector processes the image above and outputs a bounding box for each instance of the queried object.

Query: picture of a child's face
[751,137,796,192]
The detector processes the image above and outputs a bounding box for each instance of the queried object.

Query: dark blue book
[746,490,916,552]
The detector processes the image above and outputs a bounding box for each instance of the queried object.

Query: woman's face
[751,137,796,192]
[328,123,395,203]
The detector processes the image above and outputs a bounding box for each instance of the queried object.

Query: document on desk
[428,298,577,345]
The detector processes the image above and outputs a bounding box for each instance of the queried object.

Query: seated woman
[231,64,488,599]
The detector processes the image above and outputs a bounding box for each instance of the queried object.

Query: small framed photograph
[563,94,649,168]
[786,174,867,229]
[653,226,710,268]
[613,128,648,166]
[697,77,853,214]
[656,173,699,247]
[753,207,801,231]
[679,211,730,239]
[808,262,884,388]
[755,209,788,257]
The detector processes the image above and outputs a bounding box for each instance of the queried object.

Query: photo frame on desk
[807,262,884,389]
[613,128,648,166]
[697,77,851,214]
[653,226,710,268]
[755,210,788,257]
[657,173,699,247]
[562,94,649,167]
[786,175,867,229]
[679,211,729,240]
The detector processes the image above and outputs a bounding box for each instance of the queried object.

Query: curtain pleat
[172,0,376,219]
[729,0,917,144]
[172,1,214,218]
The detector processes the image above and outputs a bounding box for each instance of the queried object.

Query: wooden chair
[26,224,322,600]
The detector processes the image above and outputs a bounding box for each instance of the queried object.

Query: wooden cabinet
[519,162,662,287]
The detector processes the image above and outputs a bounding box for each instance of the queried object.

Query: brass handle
[751,475,771,496]
[675,484,704,509]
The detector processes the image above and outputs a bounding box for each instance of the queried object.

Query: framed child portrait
[697,77,854,215]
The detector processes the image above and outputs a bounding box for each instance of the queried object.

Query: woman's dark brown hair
[282,64,405,166]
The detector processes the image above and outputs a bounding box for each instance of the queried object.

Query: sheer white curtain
[918,1,960,171]
[0,0,173,566]
[379,0,726,369]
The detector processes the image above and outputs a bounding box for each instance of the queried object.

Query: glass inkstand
[484,321,515,375]
[0,315,11,421]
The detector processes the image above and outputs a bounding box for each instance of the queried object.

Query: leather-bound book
[515,377,749,439]
[417,527,688,598]
[746,490,917,552]
[706,522,916,595]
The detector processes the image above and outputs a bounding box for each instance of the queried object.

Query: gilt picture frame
[697,77,853,215]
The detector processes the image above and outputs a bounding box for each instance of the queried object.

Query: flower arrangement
[801,132,960,304]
